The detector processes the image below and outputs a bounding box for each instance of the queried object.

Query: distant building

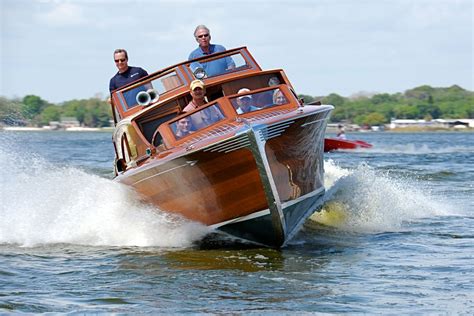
[60,117,80,128]
[326,123,361,132]
[389,118,474,129]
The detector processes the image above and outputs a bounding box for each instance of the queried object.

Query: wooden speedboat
[324,138,372,152]
[110,47,333,247]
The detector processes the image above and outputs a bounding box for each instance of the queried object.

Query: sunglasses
[114,58,126,63]
[197,33,209,39]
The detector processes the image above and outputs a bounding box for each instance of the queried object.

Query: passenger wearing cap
[183,79,207,112]
[183,79,224,129]
[236,88,260,114]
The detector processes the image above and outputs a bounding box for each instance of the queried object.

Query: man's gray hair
[194,25,210,37]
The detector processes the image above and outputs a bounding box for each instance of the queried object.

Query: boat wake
[312,160,456,233]
[0,145,209,248]
[0,138,460,248]
[367,143,473,155]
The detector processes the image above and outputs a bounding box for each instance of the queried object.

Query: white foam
[0,145,209,248]
[316,160,454,233]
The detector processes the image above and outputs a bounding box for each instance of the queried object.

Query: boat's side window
[153,131,164,148]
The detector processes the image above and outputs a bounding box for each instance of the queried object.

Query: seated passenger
[337,125,347,140]
[184,80,224,129]
[273,90,287,105]
[236,88,260,114]
[175,117,193,139]
[183,79,207,112]
[257,76,281,107]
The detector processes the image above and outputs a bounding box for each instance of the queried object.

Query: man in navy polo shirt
[188,25,234,77]
[109,49,149,107]
[109,49,148,92]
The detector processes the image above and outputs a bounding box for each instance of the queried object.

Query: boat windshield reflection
[230,87,289,114]
[188,51,249,78]
[171,103,225,140]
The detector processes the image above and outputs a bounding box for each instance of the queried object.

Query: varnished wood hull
[115,106,332,247]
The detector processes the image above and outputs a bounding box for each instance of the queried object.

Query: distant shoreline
[3,126,472,133]
[1,126,114,132]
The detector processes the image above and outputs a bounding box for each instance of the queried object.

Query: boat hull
[115,105,332,247]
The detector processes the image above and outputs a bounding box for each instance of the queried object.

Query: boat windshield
[230,88,289,114]
[119,70,184,111]
[187,51,250,79]
[170,103,225,140]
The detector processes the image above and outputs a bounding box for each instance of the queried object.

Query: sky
[1,0,473,104]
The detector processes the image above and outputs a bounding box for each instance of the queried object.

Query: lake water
[0,131,473,313]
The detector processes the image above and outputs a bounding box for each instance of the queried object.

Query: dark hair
[113,48,128,59]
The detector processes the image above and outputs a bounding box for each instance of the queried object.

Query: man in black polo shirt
[109,48,148,92]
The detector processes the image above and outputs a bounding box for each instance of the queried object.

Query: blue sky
[1,0,472,103]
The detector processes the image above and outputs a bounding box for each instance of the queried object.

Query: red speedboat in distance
[324,137,372,152]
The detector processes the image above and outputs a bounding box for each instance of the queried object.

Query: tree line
[1,85,472,128]
[0,95,111,127]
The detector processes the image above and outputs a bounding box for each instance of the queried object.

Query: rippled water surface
[0,131,473,313]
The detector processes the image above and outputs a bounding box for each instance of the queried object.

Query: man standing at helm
[188,25,227,60]
[188,25,234,76]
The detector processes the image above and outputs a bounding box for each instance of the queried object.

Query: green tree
[298,94,315,104]
[324,93,345,107]
[364,112,386,125]
[40,106,61,125]
[22,95,48,119]
[371,93,396,104]
[395,105,420,119]
[0,97,24,125]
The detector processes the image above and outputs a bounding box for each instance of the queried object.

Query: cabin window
[230,88,288,114]
[140,112,179,143]
[170,103,225,139]
[187,51,251,79]
[149,70,182,94]
[121,85,149,110]
[119,69,184,110]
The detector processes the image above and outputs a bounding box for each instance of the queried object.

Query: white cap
[237,88,252,100]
